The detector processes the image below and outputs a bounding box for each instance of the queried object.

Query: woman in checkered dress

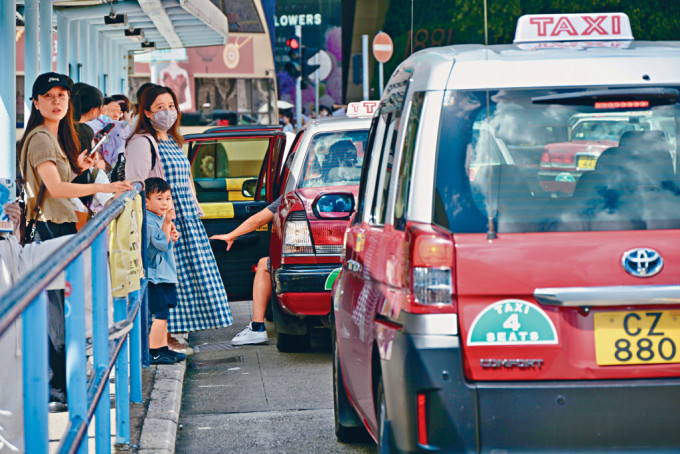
[125,85,232,333]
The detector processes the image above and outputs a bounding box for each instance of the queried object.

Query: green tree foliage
[375,0,680,92]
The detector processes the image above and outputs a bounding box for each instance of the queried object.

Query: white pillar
[69,20,79,81]
[40,0,53,72]
[80,21,89,84]
[0,0,17,181]
[56,12,69,75]
[25,0,39,113]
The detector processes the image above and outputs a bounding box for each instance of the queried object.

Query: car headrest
[619,130,668,149]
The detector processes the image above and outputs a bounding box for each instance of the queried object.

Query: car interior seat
[326,140,359,182]
[569,130,675,228]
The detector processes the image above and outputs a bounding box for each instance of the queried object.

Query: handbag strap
[145,135,157,170]
[20,132,48,222]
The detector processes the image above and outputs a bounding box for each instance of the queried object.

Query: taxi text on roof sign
[514,13,634,44]
[347,101,380,118]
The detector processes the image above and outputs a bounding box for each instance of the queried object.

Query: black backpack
[110,135,157,182]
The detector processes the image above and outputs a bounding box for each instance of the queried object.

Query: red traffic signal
[286,37,300,50]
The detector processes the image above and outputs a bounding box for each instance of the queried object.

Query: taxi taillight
[406,223,456,311]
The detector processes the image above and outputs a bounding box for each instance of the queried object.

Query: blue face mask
[151,109,178,132]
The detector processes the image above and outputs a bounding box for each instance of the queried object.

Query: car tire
[264,299,273,322]
[333,327,368,442]
[376,376,394,453]
[276,331,311,352]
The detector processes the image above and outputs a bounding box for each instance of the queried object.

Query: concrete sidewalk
[47,356,186,453]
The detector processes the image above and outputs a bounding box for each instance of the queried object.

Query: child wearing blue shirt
[145,177,185,364]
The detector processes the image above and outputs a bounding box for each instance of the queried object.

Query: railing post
[140,194,150,367]
[22,291,49,453]
[92,233,111,454]
[113,297,130,444]
[65,254,89,454]
[129,289,142,403]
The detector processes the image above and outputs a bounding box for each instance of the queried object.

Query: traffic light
[301,47,320,79]
[285,37,301,78]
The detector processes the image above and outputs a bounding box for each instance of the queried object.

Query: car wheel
[264,298,273,322]
[276,331,311,352]
[333,327,368,442]
[376,377,394,453]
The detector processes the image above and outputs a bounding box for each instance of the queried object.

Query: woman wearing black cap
[17,72,132,411]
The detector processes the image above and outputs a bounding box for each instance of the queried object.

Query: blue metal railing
[0,182,149,453]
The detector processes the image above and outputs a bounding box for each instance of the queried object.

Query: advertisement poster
[274,0,342,112]
[0,179,14,233]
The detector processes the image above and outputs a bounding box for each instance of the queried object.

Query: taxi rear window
[434,87,680,234]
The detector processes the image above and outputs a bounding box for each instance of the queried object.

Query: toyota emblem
[621,248,663,278]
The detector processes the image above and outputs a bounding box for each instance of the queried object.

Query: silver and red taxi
[333,13,680,452]
[268,108,373,351]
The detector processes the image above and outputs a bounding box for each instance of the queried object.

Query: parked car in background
[333,13,680,453]
[267,109,372,351]
[184,125,287,301]
[538,111,676,193]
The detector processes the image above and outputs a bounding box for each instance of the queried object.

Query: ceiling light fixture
[125,28,145,42]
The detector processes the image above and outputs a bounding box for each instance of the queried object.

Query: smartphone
[86,123,115,156]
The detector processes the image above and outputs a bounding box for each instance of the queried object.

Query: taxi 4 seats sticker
[467,299,558,346]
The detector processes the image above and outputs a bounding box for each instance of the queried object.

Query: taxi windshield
[298,130,368,188]
[435,87,680,234]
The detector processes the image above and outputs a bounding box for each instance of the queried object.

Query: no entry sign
[372,32,393,63]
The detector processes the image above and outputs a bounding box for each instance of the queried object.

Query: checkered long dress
[157,137,233,332]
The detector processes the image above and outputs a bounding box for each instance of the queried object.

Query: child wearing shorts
[145,177,186,364]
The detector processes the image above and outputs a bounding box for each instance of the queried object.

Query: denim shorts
[148,282,177,320]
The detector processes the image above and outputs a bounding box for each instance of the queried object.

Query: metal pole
[22,292,49,454]
[25,0,39,113]
[69,19,79,81]
[89,27,98,86]
[80,21,89,84]
[91,234,111,454]
[314,53,319,117]
[56,13,68,75]
[65,254,88,454]
[379,62,384,99]
[0,0,17,181]
[129,289,142,402]
[40,0,53,73]
[114,296,130,444]
[362,35,369,101]
[295,24,301,131]
[484,0,488,46]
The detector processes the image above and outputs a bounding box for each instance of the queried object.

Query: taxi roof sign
[514,13,634,44]
[347,101,380,118]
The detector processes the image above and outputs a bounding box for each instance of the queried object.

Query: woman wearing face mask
[125,85,232,353]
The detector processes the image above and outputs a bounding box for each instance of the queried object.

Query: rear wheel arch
[371,341,382,420]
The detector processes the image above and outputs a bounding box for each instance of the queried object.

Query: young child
[145,177,185,364]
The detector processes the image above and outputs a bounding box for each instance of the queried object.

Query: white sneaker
[231,323,269,346]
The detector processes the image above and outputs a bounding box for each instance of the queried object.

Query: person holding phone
[18,73,132,411]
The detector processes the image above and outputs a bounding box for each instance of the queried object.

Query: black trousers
[36,221,77,403]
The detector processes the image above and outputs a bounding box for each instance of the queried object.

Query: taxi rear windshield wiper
[531,88,679,106]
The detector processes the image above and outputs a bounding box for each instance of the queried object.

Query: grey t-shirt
[266,195,282,214]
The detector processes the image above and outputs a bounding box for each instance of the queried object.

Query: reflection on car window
[192,138,270,179]
[434,88,680,234]
[298,130,369,188]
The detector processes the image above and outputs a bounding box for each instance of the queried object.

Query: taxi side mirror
[312,192,355,219]
[241,178,258,198]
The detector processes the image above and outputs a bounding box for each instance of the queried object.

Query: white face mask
[150,109,177,132]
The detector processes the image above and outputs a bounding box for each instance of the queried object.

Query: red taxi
[268,108,372,351]
[333,13,680,452]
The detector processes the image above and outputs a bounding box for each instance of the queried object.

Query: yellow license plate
[577,155,597,170]
[594,310,680,365]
